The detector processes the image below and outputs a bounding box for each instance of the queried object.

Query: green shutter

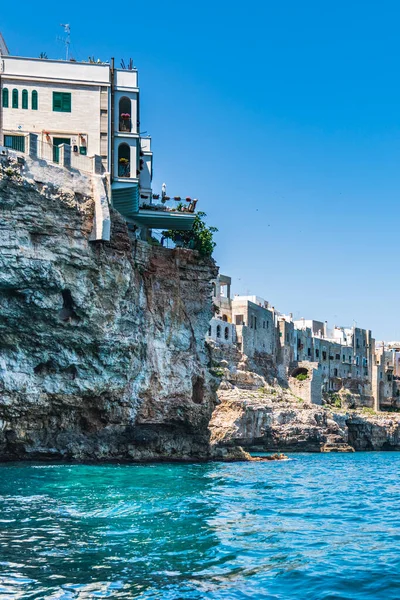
[62,93,71,112]
[2,88,8,108]
[12,89,18,109]
[22,89,28,109]
[53,92,62,111]
[32,90,38,110]
[4,135,25,152]
[53,92,71,112]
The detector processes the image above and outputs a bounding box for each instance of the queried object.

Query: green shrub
[296,373,308,381]
[210,368,224,378]
[162,212,218,256]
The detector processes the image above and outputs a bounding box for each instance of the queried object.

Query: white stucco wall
[2,79,102,156]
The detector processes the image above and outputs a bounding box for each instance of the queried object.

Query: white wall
[2,79,102,156]
[1,56,110,84]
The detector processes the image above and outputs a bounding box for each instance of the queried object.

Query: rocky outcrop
[0,156,218,461]
[210,388,400,452]
[209,343,400,452]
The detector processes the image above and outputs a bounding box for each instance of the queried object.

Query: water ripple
[1,454,400,598]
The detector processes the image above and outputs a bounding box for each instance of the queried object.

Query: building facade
[0,37,196,233]
[208,273,396,410]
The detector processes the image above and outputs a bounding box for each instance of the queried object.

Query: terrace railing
[1,131,103,175]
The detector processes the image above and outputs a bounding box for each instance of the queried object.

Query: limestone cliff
[209,343,400,452]
[0,157,218,461]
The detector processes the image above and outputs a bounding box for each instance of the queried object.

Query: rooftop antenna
[59,24,71,60]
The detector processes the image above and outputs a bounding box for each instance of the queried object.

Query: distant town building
[208,273,399,410]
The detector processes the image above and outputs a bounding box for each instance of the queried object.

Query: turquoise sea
[0,453,400,599]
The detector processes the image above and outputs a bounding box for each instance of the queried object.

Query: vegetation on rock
[162,212,218,256]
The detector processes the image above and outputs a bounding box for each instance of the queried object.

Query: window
[12,88,18,108]
[79,147,87,155]
[343,354,345,362]
[224,327,229,340]
[254,317,257,330]
[266,321,269,329]
[334,368,338,377]
[349,356,351,363]
[250,315,254,329]
[216,325,221,338]
[22,89,28,109]
[308,347,311,356]
[208,326,211,336]
[235,314,243,326]
[356,356,359,366]
[2,88,8,108]
[335,354,340,360]
[286,333,289,342]
[32,90,38,110]
[322,351,327,360]
[53,92,71,112]
[263,321,265,329]
[316,349,319,358]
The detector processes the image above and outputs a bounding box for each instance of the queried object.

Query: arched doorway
[119,97,131,132]
[118,143,130,177]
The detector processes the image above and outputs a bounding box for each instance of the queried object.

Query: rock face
[210,388,400,452]
[0,159,218,461]
[209,343,400,452]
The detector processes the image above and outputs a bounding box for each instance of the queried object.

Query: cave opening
[192,377,204,404]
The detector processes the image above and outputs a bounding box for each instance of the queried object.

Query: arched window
[208,326,212,336]
[224,327,229,340]
[32,90,38,110]
[216,325,221,338]
[222,315,228,322]
[119,97,131,132]
[118,143,130,177]
[22,89,28,109]
[2,88,9,108]
[12,89,18,108]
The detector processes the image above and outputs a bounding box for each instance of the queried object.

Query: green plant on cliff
[211,368,224,378]
[162,212,218,256]
[296,373,308,381]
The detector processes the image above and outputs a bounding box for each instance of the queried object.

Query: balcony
[119,117,132,133]
[132,206,196,231]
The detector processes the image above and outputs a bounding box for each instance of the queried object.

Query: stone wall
[288,362,322,405]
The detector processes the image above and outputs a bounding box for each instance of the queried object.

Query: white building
[0,36,195,232]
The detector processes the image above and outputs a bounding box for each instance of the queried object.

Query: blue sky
[2,1,399,339]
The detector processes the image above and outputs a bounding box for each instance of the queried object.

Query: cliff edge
[0,156,218,461]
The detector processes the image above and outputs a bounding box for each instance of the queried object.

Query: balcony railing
[119,119,132,133]
[118,162,131,177]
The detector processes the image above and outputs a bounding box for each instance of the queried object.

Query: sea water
[0,453,400,599]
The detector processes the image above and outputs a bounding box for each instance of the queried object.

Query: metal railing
[1,131,102,175]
